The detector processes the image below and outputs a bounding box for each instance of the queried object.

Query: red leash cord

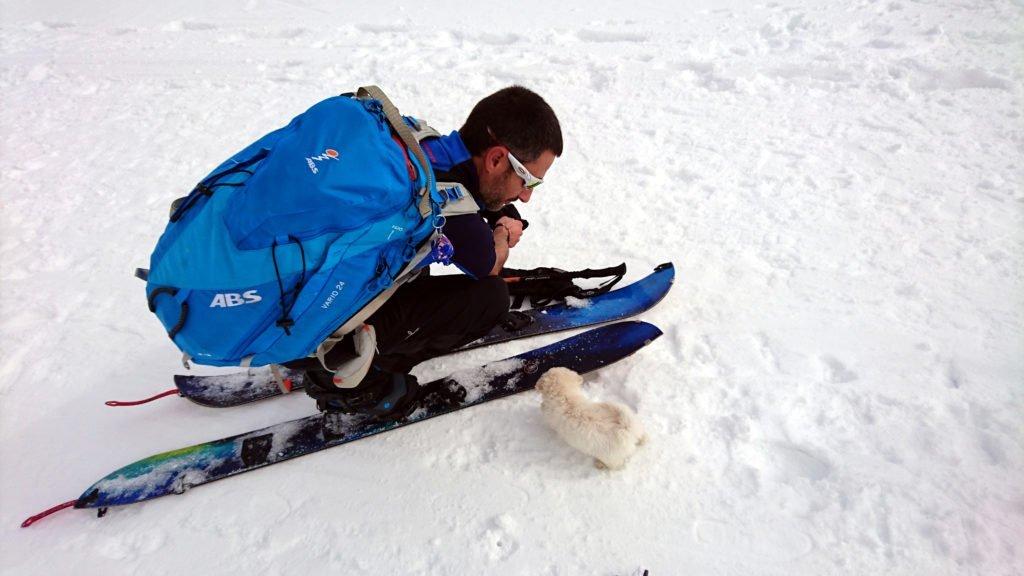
[105,388,180,407]
[21,500,78,528]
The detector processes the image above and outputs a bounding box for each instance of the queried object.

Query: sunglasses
[488,128,544,189]
[506,150,543,190]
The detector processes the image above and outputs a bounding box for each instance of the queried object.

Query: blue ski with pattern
[74,321,662,513]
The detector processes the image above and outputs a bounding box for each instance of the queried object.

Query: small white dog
[535,367,647,470]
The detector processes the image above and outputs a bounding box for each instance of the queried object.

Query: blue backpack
[143,86,475,368]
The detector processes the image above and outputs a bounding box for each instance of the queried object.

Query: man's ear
[484,146,505,173]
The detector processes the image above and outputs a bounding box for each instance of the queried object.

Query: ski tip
[592,320,663,343]
[625,320,663,345]
[640,321,664,341]
[655,262,675,284]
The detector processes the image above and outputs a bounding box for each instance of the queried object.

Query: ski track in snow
[2,1,1023,574]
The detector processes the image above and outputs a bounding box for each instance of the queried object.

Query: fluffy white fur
[535,367,647,470]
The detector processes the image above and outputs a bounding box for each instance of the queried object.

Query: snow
[444,358,525,404]
[564,296,592,309]
[1,0,1022,574]
[260,418,310,461]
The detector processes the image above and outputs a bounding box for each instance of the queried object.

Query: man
[288,86,562,418]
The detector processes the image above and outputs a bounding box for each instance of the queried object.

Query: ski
[54,321,661,519]
[170,262,673,408]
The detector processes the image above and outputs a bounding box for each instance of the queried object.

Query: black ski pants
[286,273,509,375]
[368,272,510,373]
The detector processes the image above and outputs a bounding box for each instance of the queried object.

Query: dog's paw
[595,457,627,470]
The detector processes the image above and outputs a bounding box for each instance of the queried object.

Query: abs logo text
[210,290,263,308]
[306,148,340,174]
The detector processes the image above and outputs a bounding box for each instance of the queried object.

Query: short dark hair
[459,86,563,163]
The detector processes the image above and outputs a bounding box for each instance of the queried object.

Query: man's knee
[477,276,510,321]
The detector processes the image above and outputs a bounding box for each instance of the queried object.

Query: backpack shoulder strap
[436,182,479,217]
[406,117,442,142]
[356,86,434,219]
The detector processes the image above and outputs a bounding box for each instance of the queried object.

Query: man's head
[460,86,562,211]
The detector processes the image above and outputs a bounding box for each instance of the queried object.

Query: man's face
[479,149,557,211]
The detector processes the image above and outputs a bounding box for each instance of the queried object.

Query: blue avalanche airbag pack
[144,91,439,367]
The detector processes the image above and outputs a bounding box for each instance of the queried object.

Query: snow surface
[2,0,1022,574]
[445,358,525,404]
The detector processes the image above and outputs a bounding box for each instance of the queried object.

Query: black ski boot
[304,366,422,433]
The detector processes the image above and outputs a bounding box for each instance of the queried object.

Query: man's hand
[495,216,524,248]
[488,216,522,276]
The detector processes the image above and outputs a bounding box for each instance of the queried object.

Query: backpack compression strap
[356,85,434,220]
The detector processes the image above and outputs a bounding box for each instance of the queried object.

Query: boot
[304,365,421,419]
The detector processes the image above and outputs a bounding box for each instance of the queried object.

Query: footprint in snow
[767,442,832,482]
[94,528,167,560]
[742,441,833,483]
[753,332,782,373]
[483,514,520,562]
[820,355,858,383]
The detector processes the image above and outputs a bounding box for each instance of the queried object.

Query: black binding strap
[501,263,627,309]
[499,310,534,331]
[572,263,628,299]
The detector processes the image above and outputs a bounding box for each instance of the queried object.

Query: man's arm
[488,216,524,276]
[490,226,510,276]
